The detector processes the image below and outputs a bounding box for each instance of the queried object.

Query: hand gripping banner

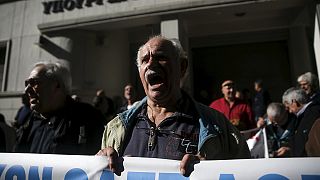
[0,153,319,180]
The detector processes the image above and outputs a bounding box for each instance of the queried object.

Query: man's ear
[180,58,188,78]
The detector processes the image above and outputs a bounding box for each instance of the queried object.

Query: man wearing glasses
[14,62,104,155]
[282,87,320,157]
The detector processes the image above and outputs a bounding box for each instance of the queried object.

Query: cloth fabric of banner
[246,128,268,158]
[0,153,320,179]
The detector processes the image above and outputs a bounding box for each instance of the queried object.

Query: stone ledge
[0,91,24,98]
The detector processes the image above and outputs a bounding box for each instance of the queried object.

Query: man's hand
[256,117,265,128]
[180,154,202,177]
[96,147,124,176]
[276,147,290,157]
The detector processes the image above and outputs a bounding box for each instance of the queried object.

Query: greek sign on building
[42,0,127,14]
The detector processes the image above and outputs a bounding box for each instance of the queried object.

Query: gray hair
[33,62,72,94]
[136,35,187,68]
[282,87,308,105]
[267,102,286,119]
[297,72,319,90]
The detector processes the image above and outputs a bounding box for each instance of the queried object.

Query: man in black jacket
[14,62,104,155]
[282,87,320,157]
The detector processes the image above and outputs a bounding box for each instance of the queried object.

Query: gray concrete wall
[74,30,131,102]
[0,1,42,125]
[0,0,318,125]
[0,1,134,122]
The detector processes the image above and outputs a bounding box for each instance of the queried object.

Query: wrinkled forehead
[141,38,175,54]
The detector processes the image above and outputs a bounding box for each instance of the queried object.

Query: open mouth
[28,93,38,104]
[146,71,164,86]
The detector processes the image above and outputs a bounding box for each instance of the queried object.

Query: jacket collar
[118,91,222,147]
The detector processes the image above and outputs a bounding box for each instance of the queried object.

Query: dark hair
[254,79,263,87]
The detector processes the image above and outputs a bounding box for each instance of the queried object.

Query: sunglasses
[25,77,45,88]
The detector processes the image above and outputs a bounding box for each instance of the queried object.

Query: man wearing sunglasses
[14,62,104,155]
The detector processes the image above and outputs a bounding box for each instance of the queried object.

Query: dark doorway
[192,41,292,105]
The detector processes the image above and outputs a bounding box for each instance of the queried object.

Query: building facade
[0,0,319,128]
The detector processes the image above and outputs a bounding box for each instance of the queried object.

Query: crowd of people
[208,72,320,158]
[0,35,319,177]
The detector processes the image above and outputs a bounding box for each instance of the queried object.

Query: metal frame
[0,40,11,92]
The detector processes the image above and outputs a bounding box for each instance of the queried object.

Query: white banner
[0,153,319,180]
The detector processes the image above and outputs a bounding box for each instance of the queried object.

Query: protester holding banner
[97,36,250,177]
[282,87,320,157]
[264,103,295,157]
[14,62,105,155]
[249,102,293,158]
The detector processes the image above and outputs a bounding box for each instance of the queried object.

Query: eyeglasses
[299,82,309,87]
[25,78,44,88]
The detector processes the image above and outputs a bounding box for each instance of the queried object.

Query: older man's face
[25,66,56,114]
[137,38,181,103]
[221,81,235,100]
[299,80,312,95]
[124,85,134,101]
[268,112,287,126]
[284,100,300,114]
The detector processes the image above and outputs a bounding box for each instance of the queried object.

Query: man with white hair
[282,87,320,157]
[97,36,250,177]
[297,72,320,105]
[14,62,105,154]
[264,103,294,157]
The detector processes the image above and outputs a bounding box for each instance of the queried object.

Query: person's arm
[275,146,290,157]
[180,154,203,177]
[96,147,124,176]
[256,117,266,128]
[98,116,126,175]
